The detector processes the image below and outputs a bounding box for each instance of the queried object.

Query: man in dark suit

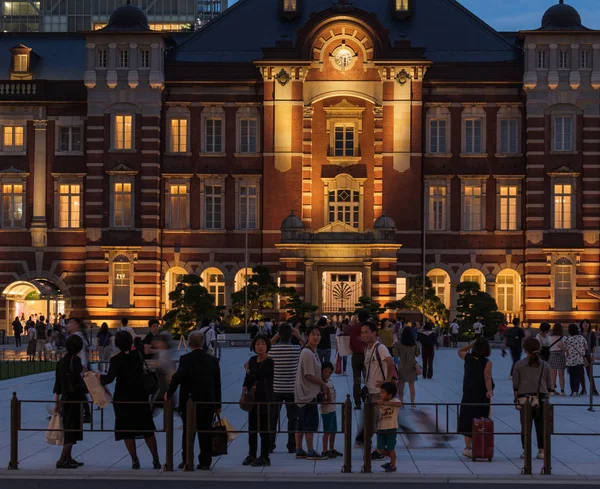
[166,330,221,470]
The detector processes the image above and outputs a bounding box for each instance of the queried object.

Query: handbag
[334,353,342,375]
[415,362,423,376]
[46,413,64,446]
[516,363,545,410]
[215,416,239,442]
[336,335,352,357]
[137,349,159,396]
[211,414,229,456]
[240,384,256,412]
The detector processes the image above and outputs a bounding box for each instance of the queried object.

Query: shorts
[321,411,337,433]
[297,403,319,433]
[377,429,397,452]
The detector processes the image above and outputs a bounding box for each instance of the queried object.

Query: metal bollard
[362,396,372,474]
[9,392,19,470]
[521,401,532,475]
[588,362,595,413]
[185,395,195,471]
[542,401,552,475]
[164,396,174,472]
[342,395,352,473]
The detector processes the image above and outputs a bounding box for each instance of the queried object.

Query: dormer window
[392,0,412,19]
[9,44,33,80]
[14,54,28,72]
[282,0,296,11]
[279,0,300,19]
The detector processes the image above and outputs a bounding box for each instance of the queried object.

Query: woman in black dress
[100,331,160,470]
[241,334,275,467]
[53,335,87,469]
[457,338,494,459]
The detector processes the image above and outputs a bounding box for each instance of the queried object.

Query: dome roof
[281,211,304,230]
[104,3,150,31]
[541,2,584,31]
[374,213,396,229]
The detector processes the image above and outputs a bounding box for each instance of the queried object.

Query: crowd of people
[11,313,70,360]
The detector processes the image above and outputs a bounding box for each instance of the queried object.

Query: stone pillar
[304,261,313,304]
[524,44,537,90]
[84,42,96,89]
[225,282,234,307]
[592,44,600,89]
[31,119,48,248]
[106,42,117,89]
[128,42,139,89]
[548,44,558,90]
[570,43,580,89]
[363,261,373,298]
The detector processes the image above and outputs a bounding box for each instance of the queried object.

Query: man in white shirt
[450,320,460,348]
[473,318,484,339]
[199,320,216,356]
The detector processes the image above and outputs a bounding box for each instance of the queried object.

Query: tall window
[97,49,107,69]
[240,119,257,153]
[58,184,81,229]
[396,277,407,300]
[555,261,573,312]
[580,49,591,69]
[499,119,518,154]
[536,50,547,69]
[2,126,24,152]
[208,272,225,306]
[112,258,131,308]
[59,126,82,153]
[1,184,24,228]
[114,115,133,150]
[205,184,222,229]
[463,185,483,231]
[239,184,257,229]
[334,125,355,157]
[428,270,449,308]
[553,116,572,152]
[497,274,516,312]
[112,181,133,227]
[428,186,447,231]
[119,49,128,68]
[464,119,483,153]
[167,184,188,229]
[169,119,187,153]
[558,50,569,69]
[14,54,28,72]
[429,120,447,154]
[553,183,573,230]
[499,185,518,231]
[140,49,150,69]
[205,119,222,153]
[328,189,360,228]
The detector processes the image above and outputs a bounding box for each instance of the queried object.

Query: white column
[570,43,580,89]
[84,42,96,89]
[31,119,48,248]
[524,44,537,90]
[548,44,559,89]
[591,44,600,89]
[304,261,313,303]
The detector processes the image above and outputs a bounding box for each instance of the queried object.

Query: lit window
[553,183,573,230]
[119,49,128,69]
[498,185,518,231]
[429,119,447,154]
[536,50,547,69]
[112,258,131,308]
[205,184,222,229]
[396,277,407,301]
[208,273,225,306]
[2,126,24,152]
[58,184,81,229]
[59,126,82,153]
[1,184,24,228]
[140,49,150,69]
[555,260,573,312]
[167,184,188,229]
[463,184,483,231]
[169,119,187,153]
[499,119,518,154]
[205,119,222,153]
[114,115,133,150]
[112,181,133,227]
[428,270,450,308]
[464,119,483,153]
[239,119,257,153]
[395,0,409,10]
[328,189,360,228]
[97,49,107,69]
[428,186,447,231]
[14,54,28,72]
[282,0,297,11]
[558,50,569,69]
[4,2,40,15]
[553,116,572,152]
[334,125,355,157]
[497,274,516,312]
[239,184,257,229]
[462,271,485,290]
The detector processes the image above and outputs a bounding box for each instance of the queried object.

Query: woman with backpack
[548,323,567,395]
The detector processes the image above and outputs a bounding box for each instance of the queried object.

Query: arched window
[427,269,451,308]
[496,269,521,316]
[460,268,486,292]
[202,267,225,306]
[165,266,187,307]
[234,268,254,292]
[554,257,573,312]
[112,255,131,308]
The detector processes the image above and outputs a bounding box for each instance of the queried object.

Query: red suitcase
[472,418,494,462]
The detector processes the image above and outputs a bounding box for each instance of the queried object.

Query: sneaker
[251,457,271,467]
[354,440,364,449]
[242,455,256,466]
[371,450,386,461]
[384,465,397,473]
[381,462,391,470]
[570,392,579,397]
[196,464,211,471]
[580,390,588,396]
[560,390,566,396]
[306,450,328,460]
[295,449,307,459]
[537,451,544,460]
[319,452,329,459]
[462,448,473,458]
[329,450,343,458]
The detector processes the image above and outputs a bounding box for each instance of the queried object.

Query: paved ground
[1,345,600,481]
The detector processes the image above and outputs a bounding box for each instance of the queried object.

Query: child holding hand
[376,381,402,472]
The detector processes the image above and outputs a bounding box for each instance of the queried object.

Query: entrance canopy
[2,279,62,301]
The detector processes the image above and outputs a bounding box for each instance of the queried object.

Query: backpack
[200,326,212,351]
[506,328,520,348]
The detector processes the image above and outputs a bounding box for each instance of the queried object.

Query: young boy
[376,381,402,472]
[320,362,343,458]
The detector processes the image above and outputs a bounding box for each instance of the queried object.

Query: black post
[588,362,595,412]
[522,401,532,475]
[164,397,174,472]
[542,402,552,475]
[342,395,352,473]
[185,395,195,471]
[362,397,372,473]
[9,392,19,470]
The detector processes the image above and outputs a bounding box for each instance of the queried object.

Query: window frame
[536,49,547,69]
[14,54,29,73]
[498,118,520,155]
[552,115,574,153]
[168,118,189,154]
[580,49,591,69]
[202,178,225,230]
[425,179,450,231]
[97,48,108,69]
[425,106,451,156]
[110,176,134,228]
[140,48,150,70]
[0,180,26,229]
[118,48,129,69]
[201,106,226,155]
[236,106,261,155]
[461,179,486,231]
[552,179,575,230]
[56,124,83,155]
[112,113,134,151]
[235,177,261,230]
[55,180,83,229]
[165,179,190,230]
[558,49,569,70]
[1,124,26,154]
[239,118,258,154]
[463,118,484,154]
[428,119,447,154]
[496,181,520,231]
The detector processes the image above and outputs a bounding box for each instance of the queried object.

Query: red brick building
[0,0,598,328]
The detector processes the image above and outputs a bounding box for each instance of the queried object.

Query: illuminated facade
[0,0,598,327]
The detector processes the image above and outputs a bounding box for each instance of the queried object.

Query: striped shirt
[270,343,301,394]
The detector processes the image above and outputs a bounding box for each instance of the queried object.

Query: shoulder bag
[515,363,545,410]
[137,349,159,396]
[240,357,261,412]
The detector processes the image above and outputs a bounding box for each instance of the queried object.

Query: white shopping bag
[83,371,112,408]
[46,413,64,446]
[336,335,352,357]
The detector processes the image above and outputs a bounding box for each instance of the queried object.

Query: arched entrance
[2,279,65,326]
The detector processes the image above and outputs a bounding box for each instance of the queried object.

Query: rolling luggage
[443,335,451,347]
[472,418,494,462]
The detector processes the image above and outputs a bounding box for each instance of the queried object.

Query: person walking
[241,334,275,467]
[563,323,588,397]
[548,323,567,395]
[26,321,37,360]
[505,317,525,378]
[473,318,484,339]
[335,319,349,375]
[53,335,87,469]
[536,322,552,363]
[96,323,112,374]
[580,320,598,396]
[100,331,160,470]
[418,323,436,379]
[166,330,221,471]
[513,337,552,460]
[344,310,368,410]
[393,326,420,408]
[12,316,22,348]
[450,319,459,348]
[142,319,160,359]
[36,315,48,360]
[316,317,335,364]
[457,338,494,458]
[199,319,216,356]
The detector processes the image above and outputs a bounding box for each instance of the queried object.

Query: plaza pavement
[1,345,600,482]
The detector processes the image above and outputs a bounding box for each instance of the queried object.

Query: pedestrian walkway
[1,347,600,479]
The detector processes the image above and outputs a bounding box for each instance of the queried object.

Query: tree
[386,277,448,325]
[354,296,386,319]
[163,274,218,337]
[284,290,319,324]
[455,281,505,337]
[230,265,280,321]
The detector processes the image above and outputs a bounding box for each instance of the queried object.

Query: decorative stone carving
[303,105,314,119]
[33,120,47,130]
[373,105,384,119]
[395,69,412,85]
[274,68,291,86]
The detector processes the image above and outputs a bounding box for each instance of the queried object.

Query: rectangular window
[205,119,222,153]
[112,261,131,308]
[208,273,225,306]
[58,184,81,229]
[559,50,569,69]
[167,184,188,229]
[114,115,133,150]
[334,125,355,157]
[497,274,515,312]
[328,189,360,228]
[428,186,447,231]
[97,49,107,69]
[169,119,187,153]
[396,277,407,301]
[14,54,28,72]
[113,181,133,227]
[140,49,150,69]
[240,119,257,153]
[239,184,257,229]
[580,49,591,69]
[555,264,573,311]
[205,184,222,229]
[119,49,128,69]
[499,119,518,154]
[536,50,547,69]
[464,119,482,153]
[2,126,24,152]
[429,120,447,154]
[554,183,573,230]
[59,126,82,153]
[499,185,518,231]
[1,184,24,228]
[463,185,483,231]
[554,116,572,152]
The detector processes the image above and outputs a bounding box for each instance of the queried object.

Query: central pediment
[315,221,360,233]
